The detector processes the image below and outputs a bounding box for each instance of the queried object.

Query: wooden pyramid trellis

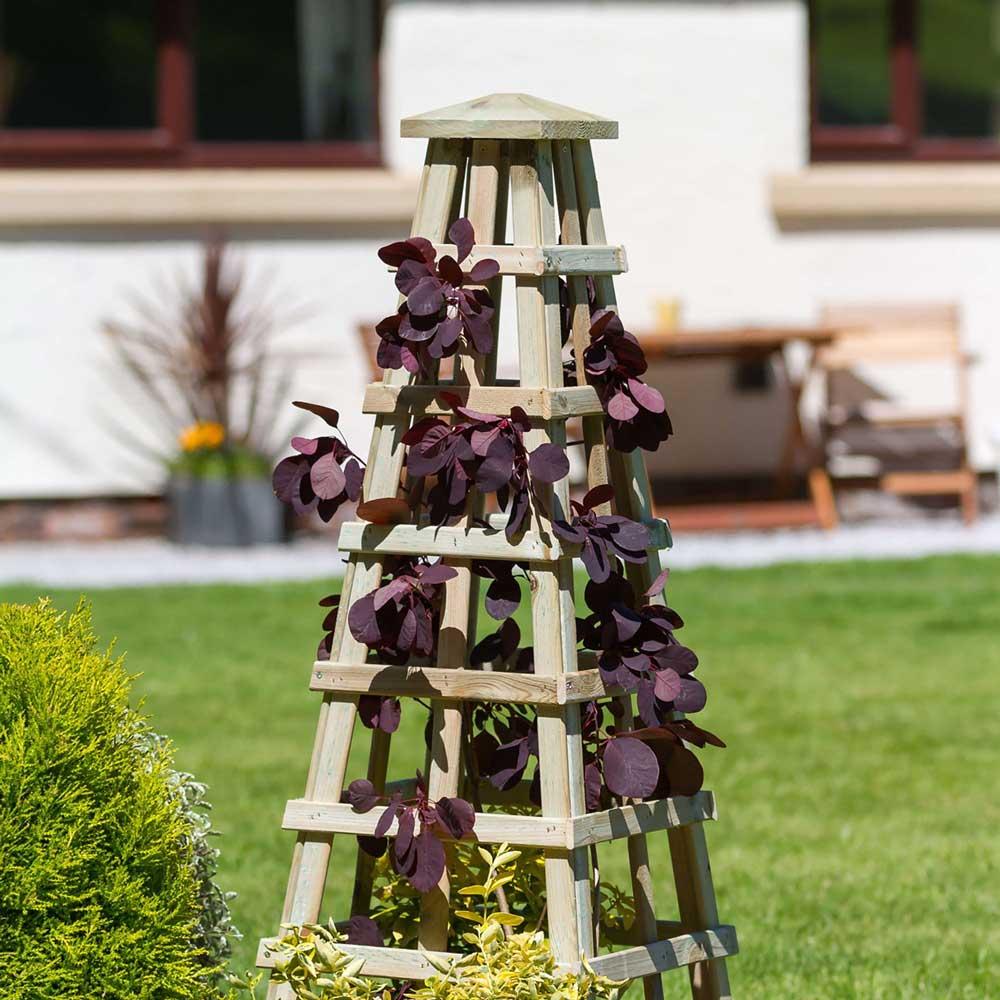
[260,94,738,1000]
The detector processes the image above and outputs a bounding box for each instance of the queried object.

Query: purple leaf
[408,829,447,893]
[344,458,365,500]
[291,436,322,456]
[448,218,475,264]
[653,667,682,703]
[374,797,403,839]
[603,737,659,799]
[467,258,500,284]
[435,796,476,839]
[347,779,380,813]
[645,565,670,597]
[357,835,388,858]
[607,391,640,421]
[396,808,416,859]
[485,574,521,620]
[344,915,383,947]
[528,443,570,484]
[408,276,446,316]
[437,254,464,287]
[674,676,707,713]
[310,452,347,500]
[348,594,381,647]
[582,484,615,511]
[417,563,459,585]
[292,400,340,427]
[628,377,666,413]
[272,456,308,503]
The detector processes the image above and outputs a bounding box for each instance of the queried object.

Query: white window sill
[771,164,1000,223]
[0,168,419,227]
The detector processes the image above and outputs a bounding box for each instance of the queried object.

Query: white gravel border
[2,515,999,589]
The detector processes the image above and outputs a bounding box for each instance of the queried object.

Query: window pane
[0,0,154,130]
[814,0,892,126]
[196,0,376,143]
[921,0,1000,139]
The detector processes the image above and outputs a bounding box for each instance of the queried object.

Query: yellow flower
[179,421,226,452]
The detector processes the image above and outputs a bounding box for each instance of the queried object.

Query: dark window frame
[810,0,1000,161]
[0,0,383,168]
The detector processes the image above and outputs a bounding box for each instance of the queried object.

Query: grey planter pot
[167,475,288,546]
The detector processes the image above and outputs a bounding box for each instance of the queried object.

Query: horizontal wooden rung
[363,383,604,419]
[338,521,558,561]
[282,790,716,849]
[880,470,975,495]
[310,661,620,704]
[257,939,457,979]
[390,243,627,276]
[256,925,737,980]
[585,925,739,980]
[338,518,670,563]
[572,791,717,846]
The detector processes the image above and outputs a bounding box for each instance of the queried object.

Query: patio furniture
[817,303,978,525]
[638,325,839,530]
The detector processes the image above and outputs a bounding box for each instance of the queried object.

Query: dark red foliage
[348,557,456,666]
[272,401,364,522]
[315,592,340,661]
[375,219,499,375]
[343,915,383,947]
[578,570,707,728]
[471,702,540,795]
[403,396,568,539]
[552,484,651,583]
[346,772,476,893]
[583,310,672,453]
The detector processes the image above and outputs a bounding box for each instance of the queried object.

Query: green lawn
[6,553,1000,998]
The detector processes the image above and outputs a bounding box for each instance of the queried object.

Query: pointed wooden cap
[401,93,618,140]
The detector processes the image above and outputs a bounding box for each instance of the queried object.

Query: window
[811,0,1000,160]
[0,0,381,167]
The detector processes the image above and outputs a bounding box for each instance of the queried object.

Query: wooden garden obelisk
[261,94,737,1000]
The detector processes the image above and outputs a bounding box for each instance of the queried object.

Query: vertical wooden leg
[808,466,839,530]
[265,138,468,998]
[668,824,733,1000]
[960,469,979,525]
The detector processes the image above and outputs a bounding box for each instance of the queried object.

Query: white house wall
[2,0,998,500]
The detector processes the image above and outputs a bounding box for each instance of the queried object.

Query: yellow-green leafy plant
[237,846,628,1000]
[0,600,228,999]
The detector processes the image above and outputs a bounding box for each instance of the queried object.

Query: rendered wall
[3,0,999,500]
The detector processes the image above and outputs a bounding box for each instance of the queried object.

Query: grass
[6,553,1000,998]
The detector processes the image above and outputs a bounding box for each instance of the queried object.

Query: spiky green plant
[0,600,226,999]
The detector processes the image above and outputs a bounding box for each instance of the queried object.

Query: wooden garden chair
[817,302,978,524]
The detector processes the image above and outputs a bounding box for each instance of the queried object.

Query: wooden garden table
[635,324,839,530]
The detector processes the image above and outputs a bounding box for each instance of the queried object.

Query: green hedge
[0,600,221,999]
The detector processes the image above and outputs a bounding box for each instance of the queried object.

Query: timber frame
[262,93,737,1000]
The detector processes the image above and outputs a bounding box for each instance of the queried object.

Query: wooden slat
[362,382,604,418]
[881,470,976,494]
[573,137,734,1000]
[420,137,509,951]
[283,793,714,850]
[265,137,469,1000]
[257,939,458,979]
[310,661,621,704]
[337,520,558,561]
[586,927,739,981]
[282,799,571,848]
[417,242,627,276]
[570,792,717,847]
[511,136,595,964]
